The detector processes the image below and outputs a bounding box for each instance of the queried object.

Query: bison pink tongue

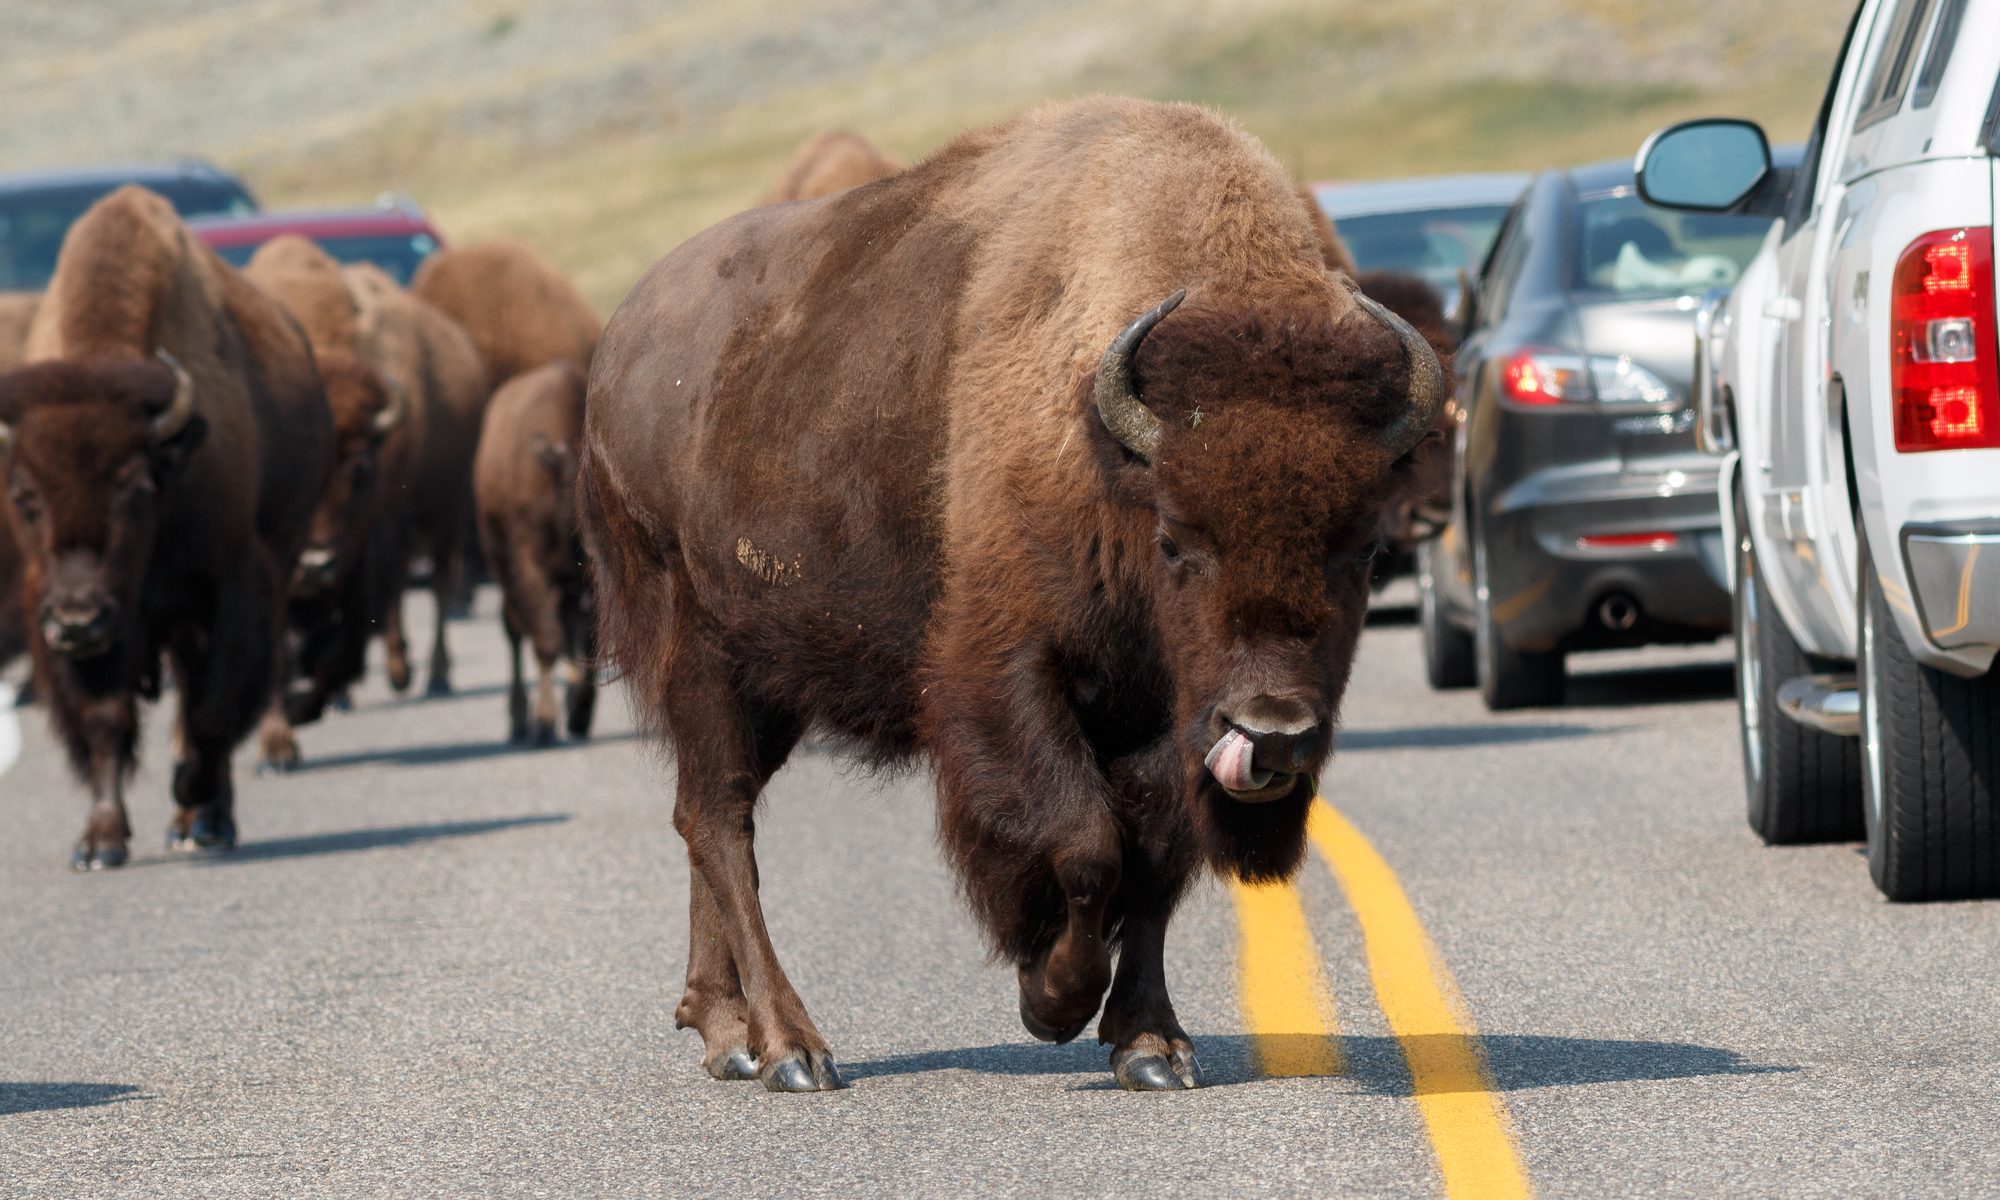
[1204,729,1274,793]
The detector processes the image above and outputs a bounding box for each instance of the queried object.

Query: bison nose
[1205,698,1322,798]
[40,599,116,658]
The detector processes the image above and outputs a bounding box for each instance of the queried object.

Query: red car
[188,195,445,284]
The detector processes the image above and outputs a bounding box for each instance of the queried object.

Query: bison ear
[149,413,207,477]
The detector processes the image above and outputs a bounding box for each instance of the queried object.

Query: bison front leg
[72,717,138,870]
[1098,911,1201,1090]
[1016,850,1119,1044]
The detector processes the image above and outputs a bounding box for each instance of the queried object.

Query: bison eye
[9,488,41,522]
[1158,534,1182,564]
[1355,540,1383,565]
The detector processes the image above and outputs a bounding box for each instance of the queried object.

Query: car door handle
[1763,297,1803,321]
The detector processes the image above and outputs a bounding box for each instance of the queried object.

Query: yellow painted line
[1229,879,1343,1077]
[1309,801,1533,1200]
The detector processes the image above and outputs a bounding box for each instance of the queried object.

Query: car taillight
[1501,349,1589,406]
[1892,227,1999,452]
[1500,349,1676,408]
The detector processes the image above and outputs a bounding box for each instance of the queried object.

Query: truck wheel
[1733,485,1860,844]
[1473,531,1564,710]
[1418,539,1475,690]
[1859,531,2000,900]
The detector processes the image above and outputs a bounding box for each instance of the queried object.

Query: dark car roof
[0,161,253,197]
[186,206,442,248]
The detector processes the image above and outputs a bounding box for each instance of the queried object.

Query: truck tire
[1473,531,1564,710]
[1418,539,1475,690]
[1733,485,1861,844]
[1859,531,2000,900]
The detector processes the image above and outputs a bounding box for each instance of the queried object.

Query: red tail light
[1577,531,1680,552]
[1892,228,1999,451]
[1500,349,1587,406]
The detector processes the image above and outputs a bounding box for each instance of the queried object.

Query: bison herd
[0,97,1460,1094]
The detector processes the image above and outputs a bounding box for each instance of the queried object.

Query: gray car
[1419,154,1796,709]
[1312,173,1528,314]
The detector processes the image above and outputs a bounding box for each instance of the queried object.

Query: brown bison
[474,362,595,746]
[579,98,1440,1092]
[410,241,598,385]
[344,263,490,698]
[0,291,38,371]
[759,130,904,204]
[0,186,333,867]
[240,236,406,765]
[1352,269,1457,584]
[1296,183,1358,276]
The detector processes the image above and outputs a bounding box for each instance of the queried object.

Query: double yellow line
[1230,800,1532,1200]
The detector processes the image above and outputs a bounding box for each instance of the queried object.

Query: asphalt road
[3,585,1998,1198]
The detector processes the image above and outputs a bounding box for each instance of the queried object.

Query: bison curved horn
[1094,289,1185,464]
[373,376,410,436]
[1347,284,1443,457]
[151,349,197,442]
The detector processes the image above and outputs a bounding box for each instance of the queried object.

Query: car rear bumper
[1481,461,1731,652]
[1901,522,2000,673]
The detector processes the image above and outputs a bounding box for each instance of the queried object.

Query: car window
[1784,0,1872,236]
[1332,203,1513,298]
[1570,191,1776,298]
[0,179,256,291]
[1910,0,1965,108]
[1854,0,1936,130]
[1477,200,1532,328]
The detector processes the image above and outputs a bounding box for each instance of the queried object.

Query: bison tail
[575,445,680,737]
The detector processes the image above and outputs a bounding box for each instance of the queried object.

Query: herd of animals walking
[0,98,1458,1092]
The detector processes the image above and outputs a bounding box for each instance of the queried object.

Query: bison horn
[151,349,197,442]
[373,377,409,436]
[1094,289,1185,464]
[1347,283,1443,457]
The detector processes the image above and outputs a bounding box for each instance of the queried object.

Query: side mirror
[1636,119,1772,213]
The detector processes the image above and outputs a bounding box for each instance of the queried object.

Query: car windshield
[211,232,439,284]
[1329,204,1514,295]
[0,179,255,291]
[1571,190,1774,298]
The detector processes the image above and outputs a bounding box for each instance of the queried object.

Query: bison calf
[474,362,595,746]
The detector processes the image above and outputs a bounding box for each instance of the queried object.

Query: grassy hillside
[0,0,1847,313]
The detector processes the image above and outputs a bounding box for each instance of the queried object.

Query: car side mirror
[1636,118,1774,213]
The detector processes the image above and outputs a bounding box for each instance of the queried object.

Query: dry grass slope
[0,0,1845,313]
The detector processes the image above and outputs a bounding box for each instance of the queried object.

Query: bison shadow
[363,681,511,711]
[290,730,639,772]
[180,814,571,865]
[842,1032,1790,1094]
[1562,661,1735,709]
[1336,723,1605,752]
[0,1082,147,1116]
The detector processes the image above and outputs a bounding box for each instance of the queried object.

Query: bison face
[1088,288,1439,865]
[296,355,401,600]
[0,355,205,662]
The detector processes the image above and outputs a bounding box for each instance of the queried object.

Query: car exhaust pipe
[1598,593,1641,632]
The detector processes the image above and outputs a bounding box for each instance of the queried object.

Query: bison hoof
[532,721,558,749]
[1018,984,1092,1045]
[169,814,237,853]
[508,721,530,746]
[759,1050,844,1093]
[706,1048,759,1082]
[256,755,300,777]
[328,690,353,713]
[70,843,129,871]
[425,676,453,699]
[387,662,412,693]
[1112,1046,1203,1092]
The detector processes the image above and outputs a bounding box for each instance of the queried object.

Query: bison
[410,241,598,386]
[0,293,34,678]
[758,130,904,204]
[473,361,595,746]
[579,98,1440,1092]
[0,292,38,371]
[241,236,407,767]
[0,186,332,867]
[343,263,490,699]
[1351,269,1458,586]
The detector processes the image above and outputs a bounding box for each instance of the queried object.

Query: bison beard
[581,97,1439,1093]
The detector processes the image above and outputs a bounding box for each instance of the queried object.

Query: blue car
[0,161,259,292]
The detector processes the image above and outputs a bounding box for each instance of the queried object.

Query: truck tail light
[1892,228,2000,451]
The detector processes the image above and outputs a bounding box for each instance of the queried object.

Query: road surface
[3,588,1996,1197]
